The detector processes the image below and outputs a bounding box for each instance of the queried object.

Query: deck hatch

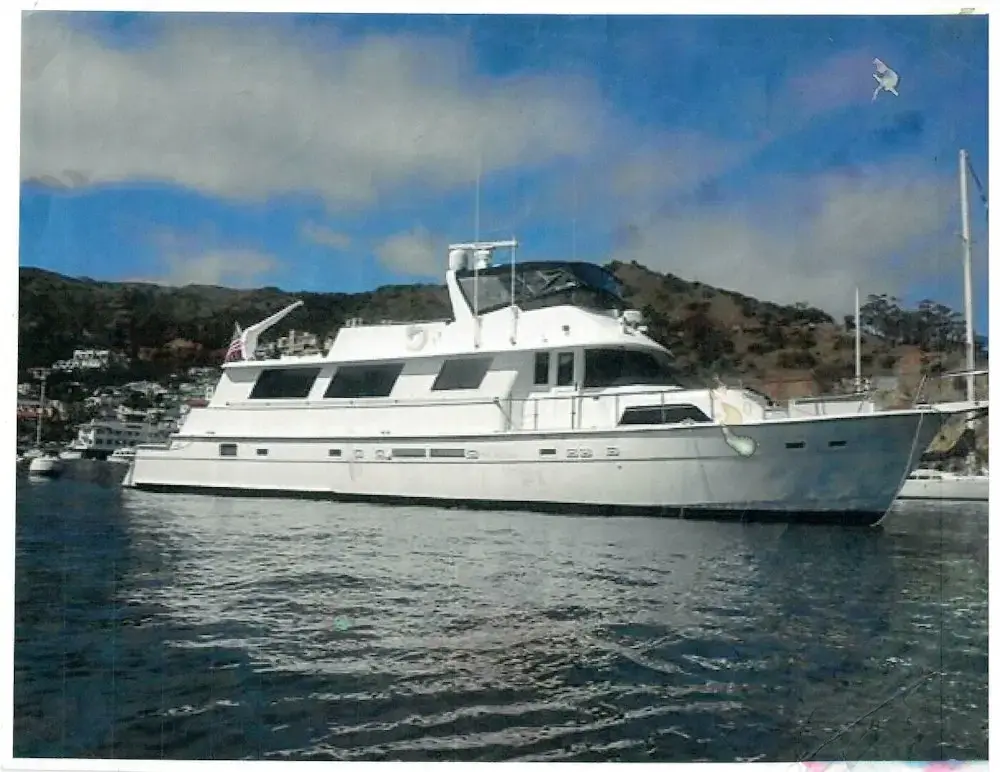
[249,367,322,400]
[432,357,493,391]
[325,363,404,399]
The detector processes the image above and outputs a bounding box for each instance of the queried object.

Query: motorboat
[28,452,64,478]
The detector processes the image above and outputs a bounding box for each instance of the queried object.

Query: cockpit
[455,261,628,316]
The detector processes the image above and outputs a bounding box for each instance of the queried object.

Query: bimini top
[453,260,627,316]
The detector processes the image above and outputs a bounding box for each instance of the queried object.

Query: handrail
[220,386,712,412]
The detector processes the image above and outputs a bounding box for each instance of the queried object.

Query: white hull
[897,473,989,501]
[126,410,945,525]
[58,449,83,460]
[28,455,64,478]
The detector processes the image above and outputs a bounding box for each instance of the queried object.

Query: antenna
[474,151,482,242]
[572,169,578,260]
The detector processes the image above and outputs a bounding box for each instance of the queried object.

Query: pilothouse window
[556,352,574,386]
[533,352,550,386]
[584,348,677,389]
[432,357,492,391]
[249,367,321,399]
[325,363,404,399]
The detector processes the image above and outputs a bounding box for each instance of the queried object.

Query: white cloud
[613,165,960,316]
[21,14,603,207]
[158,249,279,287]
[374,226,441,277]
[299,221,351,250]
[128,224,280,287]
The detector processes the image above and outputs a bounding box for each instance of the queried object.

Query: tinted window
[556,352,574,386]
[249,367,321,399]
[584,348,677,388]
[325,363,404,398]
[432,357,492,391]
[619,405,711,425]
[533,352,550,385]
[219,443,238,457]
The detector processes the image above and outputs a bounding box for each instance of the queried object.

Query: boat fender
[405,325,427,352]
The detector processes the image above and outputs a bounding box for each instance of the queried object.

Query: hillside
[17,262,986,402]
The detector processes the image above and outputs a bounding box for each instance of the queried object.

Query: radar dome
[448,248,470,272]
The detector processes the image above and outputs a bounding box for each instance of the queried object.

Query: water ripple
[14,480,988,761]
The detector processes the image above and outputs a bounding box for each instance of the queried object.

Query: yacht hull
[126,410,944,525]
[897,475,989,501]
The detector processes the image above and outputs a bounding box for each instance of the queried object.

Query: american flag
[224,322,244,363]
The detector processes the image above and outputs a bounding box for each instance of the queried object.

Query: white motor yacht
[124,239,984,526]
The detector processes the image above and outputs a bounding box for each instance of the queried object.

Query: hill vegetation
[18,262,987,399]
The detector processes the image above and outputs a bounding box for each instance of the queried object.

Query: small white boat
[897,468,989,501]
[28,454,64,478]
[108,447,137,464]
[58,448,83,461]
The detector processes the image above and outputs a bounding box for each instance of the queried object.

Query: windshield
[457,261,626,315]
[583,348,681,389]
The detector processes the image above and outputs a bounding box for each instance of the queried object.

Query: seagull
[872,58,900,101]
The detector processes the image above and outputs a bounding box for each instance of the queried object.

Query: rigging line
[966,157,989,214]
[798,669,941,761]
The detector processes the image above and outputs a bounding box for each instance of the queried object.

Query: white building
[52,349,113,372]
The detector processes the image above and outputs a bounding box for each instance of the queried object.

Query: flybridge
[224,237,644,365]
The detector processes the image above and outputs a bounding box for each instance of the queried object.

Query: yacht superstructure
[124,240,980,525]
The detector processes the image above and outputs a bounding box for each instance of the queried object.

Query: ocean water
[14,473,988,761]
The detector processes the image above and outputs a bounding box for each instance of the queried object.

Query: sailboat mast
[854,286,862,392]
[36,372,46,447]
[959,149,975,404]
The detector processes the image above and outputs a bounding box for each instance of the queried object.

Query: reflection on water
[15,478,988,760]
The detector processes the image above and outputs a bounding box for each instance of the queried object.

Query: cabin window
[556,352,574,387]
[249,367,321,399]
[219,443,238,457]
[256,448,268,456]
[325,363,404,399]
[584,348,677,389]
[432,357,492,391]
[328,448,342,457]
[429,448,465,458]
[619,405,711,426]
[392,447,427,458]
[533,352,550,385]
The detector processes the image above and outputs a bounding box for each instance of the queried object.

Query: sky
[18,11,990,329]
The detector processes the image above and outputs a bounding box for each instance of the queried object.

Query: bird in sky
[872,58,901,101]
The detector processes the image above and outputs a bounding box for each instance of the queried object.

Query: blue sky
[19,12,989,329]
